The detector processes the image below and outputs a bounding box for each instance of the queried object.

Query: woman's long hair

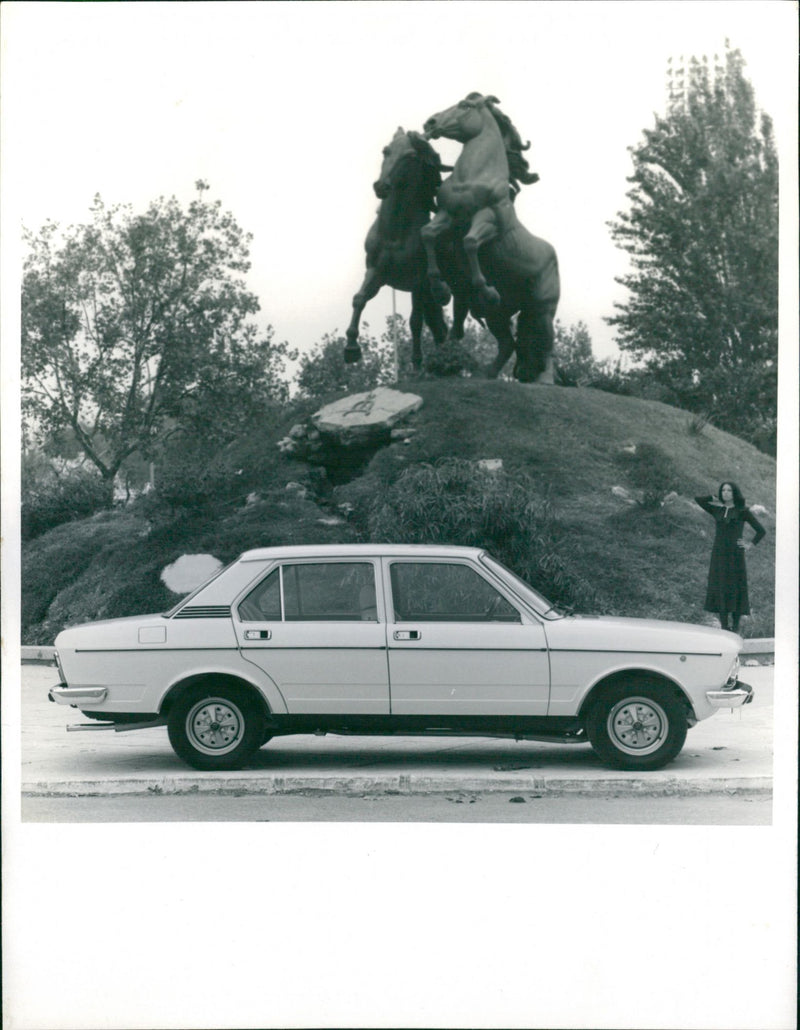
[718,481,746,508]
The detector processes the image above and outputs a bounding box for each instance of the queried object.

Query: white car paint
[49,544,751,770]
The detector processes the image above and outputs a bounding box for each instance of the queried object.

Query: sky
[2,0,796,367]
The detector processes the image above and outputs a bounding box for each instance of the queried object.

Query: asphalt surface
[19,659,775,799]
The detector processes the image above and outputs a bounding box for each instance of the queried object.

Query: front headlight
[724,654,740,688]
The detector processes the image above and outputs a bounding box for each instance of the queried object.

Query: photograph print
[2,3,796,1029]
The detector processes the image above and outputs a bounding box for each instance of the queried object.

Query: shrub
[151,432,262,512]
[367,457,596,609]
[585,358,633,396]
[553,320,597,386]
[423,340,477,377]
[617,442,680,509]
[687,412,713,437]
[21,512,145,635]
[22,465,111,539]
[155,456,247,511]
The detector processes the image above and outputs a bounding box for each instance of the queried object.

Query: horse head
[373,127,442,208]
[423,92,500,143]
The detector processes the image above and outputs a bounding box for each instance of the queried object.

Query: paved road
[17,662,775,820]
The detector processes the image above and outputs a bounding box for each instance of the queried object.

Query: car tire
[167,684,266,771]
[585,681,688,771]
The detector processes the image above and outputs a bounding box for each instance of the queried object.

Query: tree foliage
[294,313,504,399]
[294,320,402,399]
[607,46,778,447]
[22,182,294,495]
[553,320,596,385]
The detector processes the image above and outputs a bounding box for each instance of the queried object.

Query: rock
[288,424,307,440]
[312,388,423,447]
[285,482,309,499]
[477,458,503,472]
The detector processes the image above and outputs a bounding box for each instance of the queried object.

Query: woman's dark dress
[695,496,766,614]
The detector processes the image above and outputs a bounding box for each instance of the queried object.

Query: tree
[294,320,401,399]
[607,46,778,443]
[294,309,535,399]
[553,320,596,385]
[22,182,294,500]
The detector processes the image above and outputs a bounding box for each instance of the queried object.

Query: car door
[383,558,550,715]
[233,560,390,714]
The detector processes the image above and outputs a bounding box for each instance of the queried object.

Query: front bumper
[49,684,108,705]
[705,681,753,709]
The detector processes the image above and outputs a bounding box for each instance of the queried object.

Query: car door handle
[244,629,272,640]
[394,630,421,641]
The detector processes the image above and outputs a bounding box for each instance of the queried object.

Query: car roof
[238,543,486,562]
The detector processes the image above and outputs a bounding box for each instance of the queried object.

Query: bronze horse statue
[421,92,560,383]
[344,128,522,378]
[344,128,451,370]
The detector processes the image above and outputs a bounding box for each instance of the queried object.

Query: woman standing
[696,482,766,633]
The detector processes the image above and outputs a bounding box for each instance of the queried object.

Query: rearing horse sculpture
[344,127,526,378]
[421,92,560,383]
[344,128,452,369]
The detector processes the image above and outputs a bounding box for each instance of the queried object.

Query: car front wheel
[585,683,688,771]
[167,684,266,771]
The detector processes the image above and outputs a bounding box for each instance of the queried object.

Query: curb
[21,646,57,665]
[21,773,774,799]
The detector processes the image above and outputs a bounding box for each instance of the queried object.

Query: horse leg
[463,208,502,306]
[484,313,516,378]
[344,267,382,363]
[449,291,470,341]
[534,302,557,384]
[408,287,425,371]
[515,303,556,384]
[423,288,448,346]
[420,212,454,306]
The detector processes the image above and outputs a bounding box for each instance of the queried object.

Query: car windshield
[162,559,236,617]
[479,553,563,618]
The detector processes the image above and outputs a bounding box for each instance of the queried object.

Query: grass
[21,378,776,642]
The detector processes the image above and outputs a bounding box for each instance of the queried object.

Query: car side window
[284,562,377,622]
[389,562,521,623]
[238,568,282,622]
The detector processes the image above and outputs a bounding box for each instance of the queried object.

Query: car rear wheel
[167,684,266,771]
[585,682,688,771]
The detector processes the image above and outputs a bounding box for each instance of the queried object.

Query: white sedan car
[49,544,752,771]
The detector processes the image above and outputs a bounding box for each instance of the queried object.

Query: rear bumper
[705,681,753,709]
[49,684,108,705]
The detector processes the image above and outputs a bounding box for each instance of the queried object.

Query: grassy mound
[22,378,776,643]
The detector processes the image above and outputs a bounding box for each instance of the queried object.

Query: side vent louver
[173,605,231,619]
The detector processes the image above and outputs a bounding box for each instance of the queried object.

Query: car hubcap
[607,696,668,756]
[186,697,244,756]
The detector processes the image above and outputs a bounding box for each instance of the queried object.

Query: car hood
[544,615,741,654]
